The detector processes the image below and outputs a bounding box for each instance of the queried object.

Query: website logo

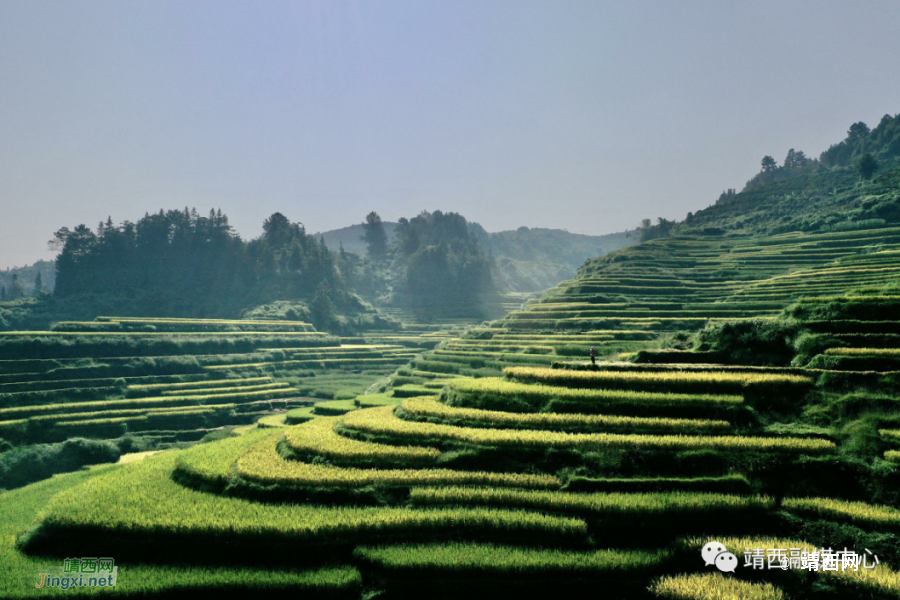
[34,557,117,590]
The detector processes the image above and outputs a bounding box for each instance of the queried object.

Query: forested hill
[0,261,55,299]
[318,221,635,292]
[684,113,900,236]
[578,113,900,278]
[471,225,634,292]
[317,222,399,256]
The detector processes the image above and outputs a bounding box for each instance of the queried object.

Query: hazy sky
[2,1,900,269]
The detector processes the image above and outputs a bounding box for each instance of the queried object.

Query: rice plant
[353,542,669,575]
[32,453,584,545]
[681,536,900,596]
[503,366,812,393]
[0,387,298,419]
[0,464,364,599]
[652,573,784,600]
[399,396,731,434]
[410,486,774,518]
[341,406,833,453]
[283,416,441,466]
[443,378,744,412]
[238,433,561,489]
[781,497,900,530]
[126,376,273,393]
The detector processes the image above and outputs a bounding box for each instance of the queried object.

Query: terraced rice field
[0,316,452,447]
[6,225,900,598]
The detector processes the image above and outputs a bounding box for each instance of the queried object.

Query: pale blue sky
[2,1,900,268]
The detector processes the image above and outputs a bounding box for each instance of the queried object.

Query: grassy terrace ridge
[236,432,561,489]
[398,396,732,433]
[0,330,330,336]
[95,316,313,323]
[340,406,834,453]
[0,387,300,419]
[781,497,900,530]
[503,366,813,392]
[22,452,583,552]
[826,347,900,355]
[353,542,670,575]
[0,464,364,599]
[204,356,415,370]
[175,428,276,485]
[410,486,775,518]
[283,416,441,466]
[0,313,442,446]
[441,377,744,411]
[25,402,242,423]
[652,573,785,600]
[126,376,274,392]
[160,382,291,395]
[53,319,316,333]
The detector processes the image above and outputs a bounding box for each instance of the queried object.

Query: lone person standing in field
[589,346,597,366]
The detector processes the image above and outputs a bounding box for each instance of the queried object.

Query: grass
[127,377,272,393]
[175,429,274,487]
[0,463,362,598]
[0,331,328,337]
[399,396,732,434]
[442,378,744,413]
[826,347,900,355]
[342,406,833,454]
[503,366,813,393]
[353,542,669,576]
[283,417,441,466]
[312,400,358,416]
[880,429,900,443]
[256,414,288,428]
[652,573,784,600]
[27,402,238,424]
[237,433,561,489]
[563,475,751,494]
[160,382,290,396]
[28,452,584,548]
[781,497,900,530]
[0,388,298,419]
[285,406,318,424]
[355,394,401,408]
[410,487,774,518]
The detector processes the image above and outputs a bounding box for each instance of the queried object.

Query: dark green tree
[6,274,24,300]
[48,208,349,318]
[33,272,43,295]
[390,210,497,316]
[361,211,389,261]
[761,155,778,172]
[636,218,676,242]
[857,153,878,180]
[783,149,809,170]
[310,281,338,332]
[847,121,870,141]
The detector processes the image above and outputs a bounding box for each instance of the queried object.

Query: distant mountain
[316,222,399,256]
[0,260,55,296]
[472,225,636,292]
[316,221,636,292]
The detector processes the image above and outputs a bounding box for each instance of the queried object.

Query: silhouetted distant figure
[589,346,597,366]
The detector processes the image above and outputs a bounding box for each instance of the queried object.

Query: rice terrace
[3,3,900,600]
